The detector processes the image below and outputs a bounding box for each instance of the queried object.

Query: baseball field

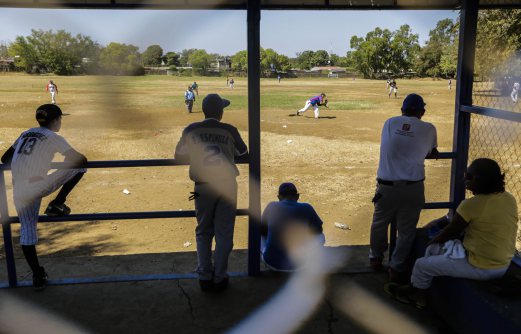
[0,74,477,259]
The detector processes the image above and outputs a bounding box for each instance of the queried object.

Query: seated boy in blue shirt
[260,182,325,272]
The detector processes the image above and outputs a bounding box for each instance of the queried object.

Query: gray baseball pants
[411,244,509,289]
[369,181,424,272]
[194,180,238,282]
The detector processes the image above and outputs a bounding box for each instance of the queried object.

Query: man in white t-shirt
[369,93,439,284]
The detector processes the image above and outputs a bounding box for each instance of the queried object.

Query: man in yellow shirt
[388,158,518,309]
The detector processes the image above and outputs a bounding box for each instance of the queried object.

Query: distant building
[0,57,14,72]
[211,56,231,72]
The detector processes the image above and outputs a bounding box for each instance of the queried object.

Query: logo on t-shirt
[402,124,411,131]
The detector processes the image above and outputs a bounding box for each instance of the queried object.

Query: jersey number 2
[203,145,223,166]
[17,138,37,155]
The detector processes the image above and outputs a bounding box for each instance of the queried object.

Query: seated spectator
[260,182,325,272]
[387,158,519,309]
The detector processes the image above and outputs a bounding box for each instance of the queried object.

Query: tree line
[1,10,519,79]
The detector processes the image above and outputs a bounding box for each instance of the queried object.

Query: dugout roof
[0,0,520,9]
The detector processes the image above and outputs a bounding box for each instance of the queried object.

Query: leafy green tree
[164,51,180,66]
[349,28,393,78]
[179,48,198,67]
[99,42,143,75]
[390,25,420,74]
[188,49,214,74]
[475,9,521,78]
[8,29,101,74]
[415,18,458,77]
[296,50,315,70]
[231,50,248,72]
[141,44,163,66]
[312,50,330,67]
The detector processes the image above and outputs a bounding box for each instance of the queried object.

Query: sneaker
[33,267,48,292]
[199,279,214,292]
[213,277,229,292]
[385,283,428,310]
[296,111,301,116]
[45,203,71,217]
[369,257,384,271]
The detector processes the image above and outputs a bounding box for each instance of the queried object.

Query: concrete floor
[0,246,452,334]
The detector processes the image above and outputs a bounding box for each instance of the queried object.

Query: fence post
[0,169,17,287]
[247,0,261,276]
[450,0,478,211]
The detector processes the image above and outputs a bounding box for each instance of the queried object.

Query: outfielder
[297,93,328,119]
[46,80,58,104]
[175,94,248,292]
[511,81,519,103]
[191,81,199,95]
[1,104,87,291]
[389,79,398,98]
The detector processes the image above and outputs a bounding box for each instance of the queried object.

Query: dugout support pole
[247,0,261,276]
[0,171,17,287]
[449,0,478,211]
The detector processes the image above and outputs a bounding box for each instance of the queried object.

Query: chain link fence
[469,111,521,255]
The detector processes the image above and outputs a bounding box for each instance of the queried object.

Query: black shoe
[199,279,214,292]
[369,257,384,271]
[45,203,71,217]
[213,277,229,292]
[33,267,48,292]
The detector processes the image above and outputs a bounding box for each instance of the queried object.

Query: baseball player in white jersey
[511,81,519,103]
[389,79,398,98]
[46,80,58,104]
[175,94,248,292]
[1,104,87,291]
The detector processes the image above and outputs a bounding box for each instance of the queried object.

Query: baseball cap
[35,104,67,123]
[278,182,298,196]
[402,93,426,112]
[202,94,230,116]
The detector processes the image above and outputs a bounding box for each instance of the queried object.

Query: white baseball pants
[50,92,56,104]
[298,101,319,118]
[13,168,85,245]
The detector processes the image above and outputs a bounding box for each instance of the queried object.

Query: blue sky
[0,9,458,57]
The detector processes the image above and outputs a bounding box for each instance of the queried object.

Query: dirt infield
[0,74,465,260]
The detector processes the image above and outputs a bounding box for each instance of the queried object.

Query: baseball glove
[323,99,329,108]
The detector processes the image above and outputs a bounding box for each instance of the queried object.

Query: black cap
[202,94,230,117]
[35,104,66,123]
[278,182,298,196]
[402,93,426,112]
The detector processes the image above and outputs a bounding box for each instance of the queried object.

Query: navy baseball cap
[402,94,426,112]
[202,94,230,116]
[278,182,298,196]
[35,104,68,123]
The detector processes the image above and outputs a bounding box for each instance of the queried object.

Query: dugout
[0,2,521,329]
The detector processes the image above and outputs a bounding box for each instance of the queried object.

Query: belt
[377,178,424,186]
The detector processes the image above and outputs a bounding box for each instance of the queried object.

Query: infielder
[297,93,328,119]
[389,79,398,98]
[511,81,519,103]
[1,104,87,291]
[175,94,248,292]
[386,78,391,88]
[184,86,196,113]
[46,80,58,104]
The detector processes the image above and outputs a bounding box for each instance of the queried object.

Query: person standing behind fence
[1,104,87,291]
[369,93,439,284]
[184,86,195,113]
[511,81,519,103]
[175,94,248,292]
[46,80,58,104]
[448,78,452,90]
